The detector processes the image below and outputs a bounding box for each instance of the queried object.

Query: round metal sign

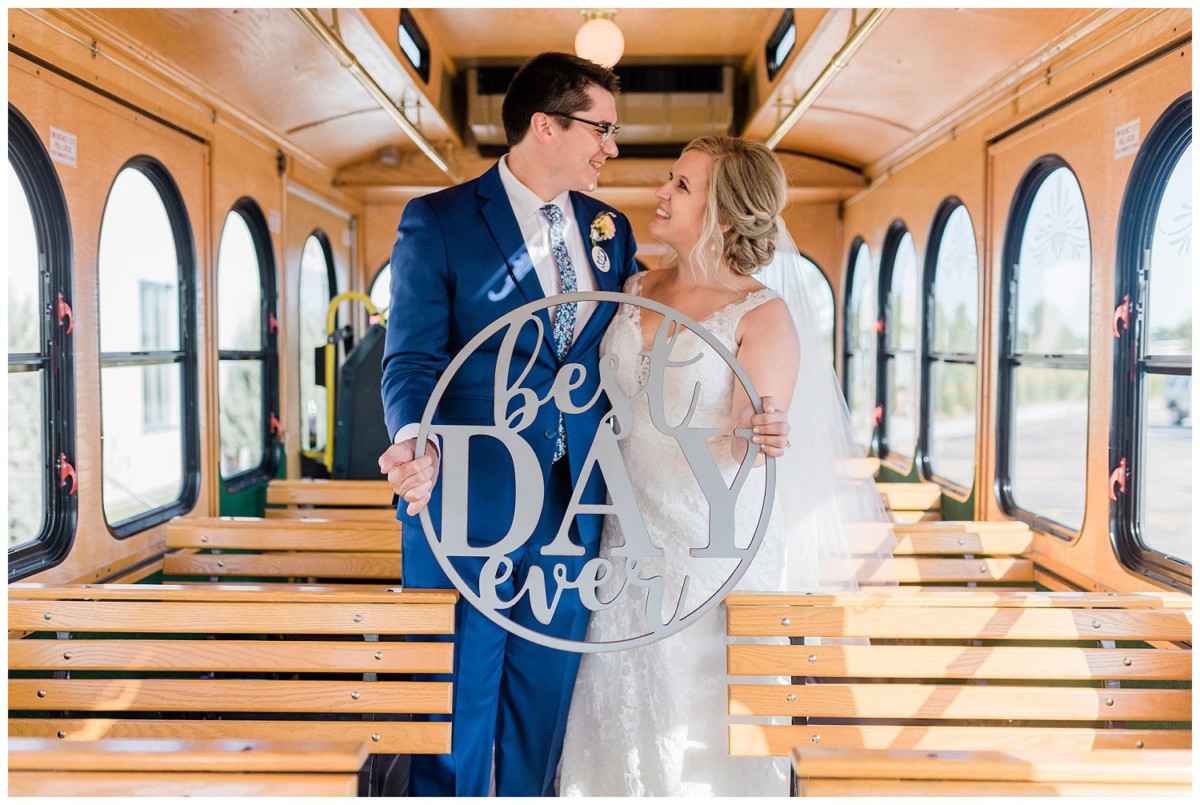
[416,291,774,652]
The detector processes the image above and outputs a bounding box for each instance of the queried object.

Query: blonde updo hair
[684,136,788,279]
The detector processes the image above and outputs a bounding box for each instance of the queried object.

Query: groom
[378,52,637,797]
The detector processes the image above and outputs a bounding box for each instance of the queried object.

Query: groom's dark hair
[502,52,620,146]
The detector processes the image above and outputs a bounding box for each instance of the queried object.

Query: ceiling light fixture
[574,9,624,68]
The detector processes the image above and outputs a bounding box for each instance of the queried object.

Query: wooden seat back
[8,736,369,797]
[792,746,1192,797]
[266,479,395,521]
[876,482,942,523]
[164,516,401,581]
[726,590,1192,759]
[882,520,1035,589]
[9,583,456,756]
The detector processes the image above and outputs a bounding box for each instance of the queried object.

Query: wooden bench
[875,482,942,523]
[726,590,1192,762]
[9,583,456,758]
[266,479,395,521]
[882,520,1035,589]
[792,746,1192,797]
[164,516,401,581]
[9,736,369,797]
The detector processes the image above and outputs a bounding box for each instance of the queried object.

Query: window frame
[398,8,431,84]
[798,251,837,366]
[7,103,77,580]
[298,229,338,463]
[765,9,797,81]
[98,156,200,538]
[996,155,1092,540]
[919,197,979,496]
[1111,93,1192,589]
[876,220,920,470]
[217,197,280,493]
[842,238,878,454]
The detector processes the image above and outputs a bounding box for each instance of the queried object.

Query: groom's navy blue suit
[381,163,638,796]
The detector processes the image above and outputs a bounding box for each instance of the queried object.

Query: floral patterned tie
[542,203,576,463]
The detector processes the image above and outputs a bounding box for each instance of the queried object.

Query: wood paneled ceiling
[77,7,1100,196]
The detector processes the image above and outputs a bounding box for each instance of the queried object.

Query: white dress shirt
[497,155,597,336]
[395,157,600,446]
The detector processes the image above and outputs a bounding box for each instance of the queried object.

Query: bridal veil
[756,221,897,592]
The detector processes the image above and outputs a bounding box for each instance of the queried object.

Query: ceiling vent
[467,64,734,152]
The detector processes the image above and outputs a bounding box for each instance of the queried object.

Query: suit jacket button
[544,428,555,439]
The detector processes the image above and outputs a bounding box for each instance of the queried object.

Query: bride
[556,136,894,797]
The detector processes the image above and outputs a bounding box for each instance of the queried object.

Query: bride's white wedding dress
[557,272,790,797]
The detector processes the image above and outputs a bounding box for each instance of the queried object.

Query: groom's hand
[744,395,791,459]
[378,438,441,516]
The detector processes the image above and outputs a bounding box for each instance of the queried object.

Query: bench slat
[876,483,942,510]
[870,557,1034,583]
[10,639,453,674]
[729,724,1191,756]
[724,590,1192,609]
[11,679,452,714]
[10,583,451,604]
[797,779,1190,797]
[727,605,1193,640]
[891,521,1030,535]
[6,771,358,797]
[10,600,453,634]
[726,644,1191,680]
[9,718,452,755]
[892,532,1034,555]
[729,682,1190,721]
[792,746,1192,784]
[890,510,942,523]
[267,480,393,508]
[163,551,401,579]
[167,518,397,551]
[264,507,395,521]
[8,736,368,772]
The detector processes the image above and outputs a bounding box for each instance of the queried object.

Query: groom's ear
[528,112,557,145]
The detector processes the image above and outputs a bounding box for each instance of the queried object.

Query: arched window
[8,104,76,579]
[921,200,979,492]
[878,224,920,467]
[843,239,877,451]
[998,159,1090,536]
[98,159,198,534]
[796,254,836,366]
[1113,94,1191,587]
[299,231,337,455]
[217,199,279,490]
[369,261,391,316]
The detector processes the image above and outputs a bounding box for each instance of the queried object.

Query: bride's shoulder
[622,269,655,295]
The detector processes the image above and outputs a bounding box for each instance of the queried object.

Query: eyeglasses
[553,112,620,144]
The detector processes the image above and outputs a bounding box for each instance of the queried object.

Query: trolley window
[843,239,877,452]
[369,261,391,318]
[299,231,337,455]
[1112,94,1191,587]
[217,199,279,491]
[998,159,1090,537]
[921,200,979,493]
[797,254,836,367]
[8,105,76,579]
[878,223,920,468]
[98,159,199,535]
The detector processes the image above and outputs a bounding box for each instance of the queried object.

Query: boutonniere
[589,211,616,272]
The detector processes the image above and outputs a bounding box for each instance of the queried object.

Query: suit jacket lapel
[569,192,623,353]
[478,165,555,352]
